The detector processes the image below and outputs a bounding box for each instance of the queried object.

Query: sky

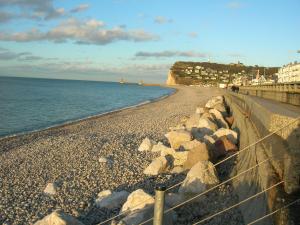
[0,0,299,83]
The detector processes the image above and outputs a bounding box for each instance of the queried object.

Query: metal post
[153,184,166,225]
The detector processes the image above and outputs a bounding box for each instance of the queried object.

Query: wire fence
[247,198,300,225]
[97,116,300,225]
[192,181,284,224]
[165,115,300,192]
[139,157,272,225]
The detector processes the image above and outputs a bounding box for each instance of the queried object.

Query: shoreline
[0,86,177,142]
[0,86,222,225]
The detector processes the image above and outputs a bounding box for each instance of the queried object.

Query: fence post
[153,184,166,225]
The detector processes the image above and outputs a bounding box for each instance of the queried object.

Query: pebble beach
[0,86,235,225]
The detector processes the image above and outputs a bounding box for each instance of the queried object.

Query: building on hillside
[232,76,249,86]
[251,75,267,85]
[277,61,300,83]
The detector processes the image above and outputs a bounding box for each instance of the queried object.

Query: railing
[239,82,300,94]
[237,82,300,105]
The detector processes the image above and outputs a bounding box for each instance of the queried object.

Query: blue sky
[0,0,299,83]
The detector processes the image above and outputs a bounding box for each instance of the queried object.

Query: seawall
[239,83,300,106]
[224,92,300,225]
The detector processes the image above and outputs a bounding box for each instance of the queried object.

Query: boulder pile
[142,95,238,175]
[34,95,239,225]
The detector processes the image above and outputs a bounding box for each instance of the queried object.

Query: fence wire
[166,115,300,192]
[98,116,300,225]
[192,181,284,224]
[247,198,300,225]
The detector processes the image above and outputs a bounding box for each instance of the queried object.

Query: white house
[277,62,300,83]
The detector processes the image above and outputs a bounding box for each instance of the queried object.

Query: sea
[0,76,174,138]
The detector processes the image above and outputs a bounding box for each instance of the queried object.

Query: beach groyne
[225,92,300,225]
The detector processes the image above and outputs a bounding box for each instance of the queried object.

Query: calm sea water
[0,76,174,138]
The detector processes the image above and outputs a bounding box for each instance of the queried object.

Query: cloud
[0,48,30,60]
[0,60,171,83]
[227,1,243,9]
[0,47,53,61]
[297,50,300,53]
[188,32,198,38]
[0,11,14,22]
[70,4,89,13]
[0,0,65,21]
[154,16,173,24]
[135,50,208,58]
[0,18,159,45]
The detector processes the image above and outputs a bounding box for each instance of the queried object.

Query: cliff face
[166,70,177,85]
[166,61,278,86]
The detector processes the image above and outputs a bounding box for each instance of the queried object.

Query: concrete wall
[239,83,300,106]
[224,92,300,225]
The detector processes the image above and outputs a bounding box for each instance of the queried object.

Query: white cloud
[0,11,13,22]
[188,32,198,38]
[0,18,159,45]
[0,0,65,21]
[0,47,54,61]
[154,16,173,24]
[135,50,208,58]
[0,61,171,83]
[70,4,89,13]
[85,19,105,28]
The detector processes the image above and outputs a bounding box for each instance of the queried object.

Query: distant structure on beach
[166,61,278,86]
[277,61,300,83]
[119,78,125,84]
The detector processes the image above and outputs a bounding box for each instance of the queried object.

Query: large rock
[225,116,234,127]
[195,107,206,115]
[201,135,217,157]
[179,140,203,151]
[151,142,171,153]
[95,190,129,209]
[143,156,168,175]
[212,128,238,144]
[138,138,156,152]
[191,118,218,140]
[165,193,184,207]
[119,204,175,225]
[213,103,228,117]
[185,113,201,129]
[170,166,185,174]
[205,96,223,109]
[213,136,238,159]
[209,109,229,129]
[179,161,219,196]
[198,118,218,131]
[121,189,154,213]
[183,142,211,170]
[165,130,192,149]
[161,148,189,166]
[44,183,57,196]
[200,112,216,121]
[34,210,84,225]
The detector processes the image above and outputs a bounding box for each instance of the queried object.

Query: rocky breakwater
[33,95,243,225]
